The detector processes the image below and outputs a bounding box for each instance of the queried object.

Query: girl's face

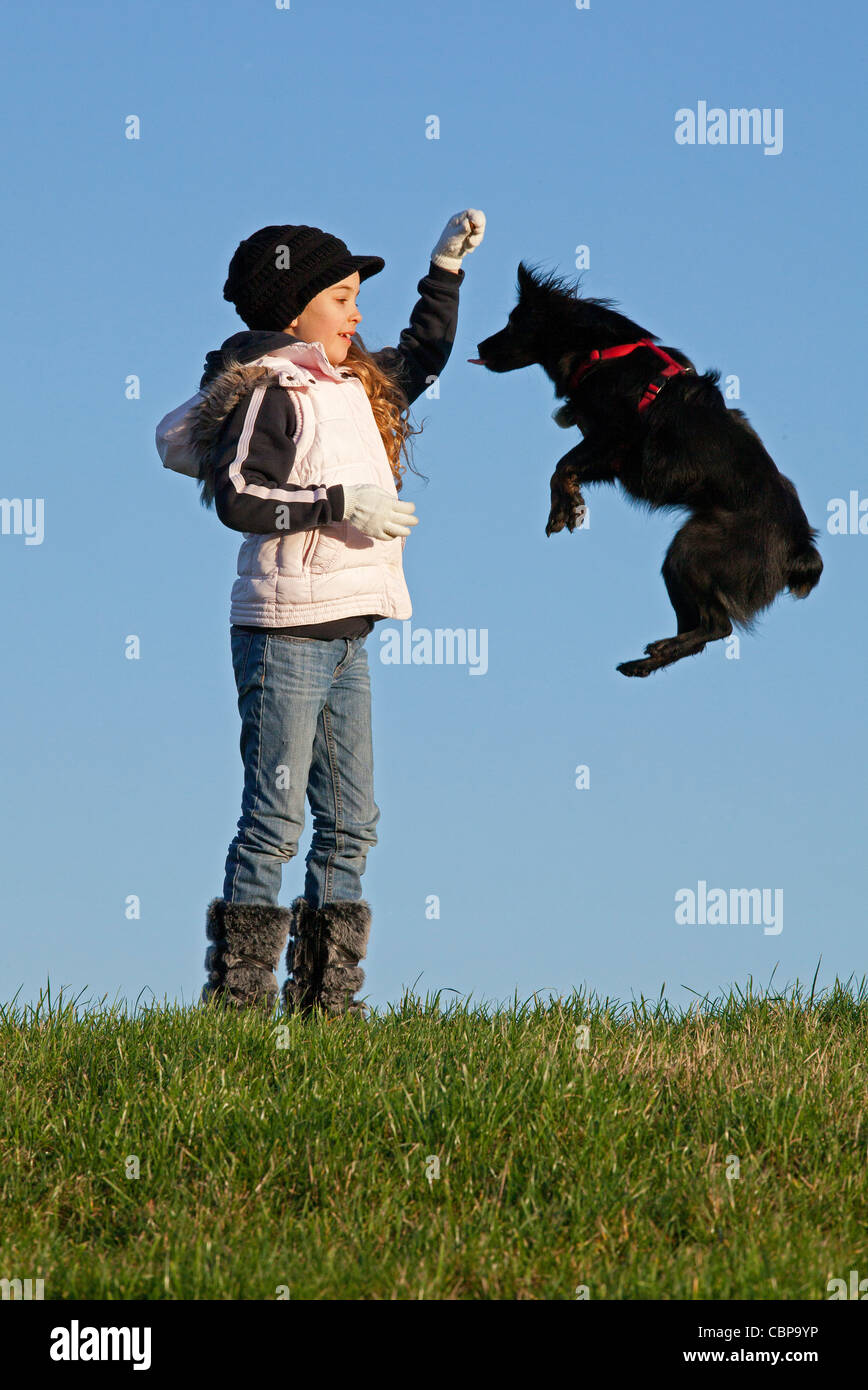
[286,272,362,365]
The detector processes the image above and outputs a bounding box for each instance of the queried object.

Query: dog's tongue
[467,357,486,365]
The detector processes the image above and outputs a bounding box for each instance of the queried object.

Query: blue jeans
[222,629,380,908]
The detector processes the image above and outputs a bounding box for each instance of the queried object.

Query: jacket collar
[256,338,351,384]
[201,330,350,387]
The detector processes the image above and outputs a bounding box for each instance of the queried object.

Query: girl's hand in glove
[342,483,419,541]
[431,209,486,272]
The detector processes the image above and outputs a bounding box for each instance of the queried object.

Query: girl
[156,211,486,1019]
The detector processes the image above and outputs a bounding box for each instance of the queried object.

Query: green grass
[2,972,867,1299]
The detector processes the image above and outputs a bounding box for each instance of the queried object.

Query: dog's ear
[516,261,538,298]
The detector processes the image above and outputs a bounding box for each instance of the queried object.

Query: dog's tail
[787,533,824,598]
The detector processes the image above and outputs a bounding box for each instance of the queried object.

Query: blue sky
[1,0,865,1016]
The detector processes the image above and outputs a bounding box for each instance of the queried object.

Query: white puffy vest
[229,340,412,626]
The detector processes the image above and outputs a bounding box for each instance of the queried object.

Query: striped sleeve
[212,382,345,534]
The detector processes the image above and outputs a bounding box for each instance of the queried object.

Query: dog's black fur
[473,263,823,677]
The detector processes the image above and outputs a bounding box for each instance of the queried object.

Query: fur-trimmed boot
[281,897,372,1019]
[201,898,291,1014]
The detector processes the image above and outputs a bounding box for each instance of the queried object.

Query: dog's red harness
[568,339,691,413]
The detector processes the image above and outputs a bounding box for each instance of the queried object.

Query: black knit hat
[223,224,385,330]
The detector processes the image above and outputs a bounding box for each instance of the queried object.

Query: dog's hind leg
[660,556,702,632]
[617,615,732,677]
[617,537,733,677]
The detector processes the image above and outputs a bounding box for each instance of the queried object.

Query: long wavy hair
[341,333,426,491]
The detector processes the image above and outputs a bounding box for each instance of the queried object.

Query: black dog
[470,264,823,677]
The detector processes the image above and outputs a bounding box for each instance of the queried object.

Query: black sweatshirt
[199,260,464,641]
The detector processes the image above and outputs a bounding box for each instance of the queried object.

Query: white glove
[431,209,486,272]
[343,483,418,541]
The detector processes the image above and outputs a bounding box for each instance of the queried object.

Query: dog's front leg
[546,441,595,535]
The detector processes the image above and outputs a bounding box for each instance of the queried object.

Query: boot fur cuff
[205,898,291,968]
[290,896,372,958]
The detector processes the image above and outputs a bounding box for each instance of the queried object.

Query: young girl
[156,211,485,1019]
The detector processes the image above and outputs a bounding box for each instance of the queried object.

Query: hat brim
[350,255,385,282]
[295,254,386,317]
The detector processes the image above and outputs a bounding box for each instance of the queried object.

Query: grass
[1,971,866,1300]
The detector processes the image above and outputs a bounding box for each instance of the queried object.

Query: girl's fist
[431,210,486,271]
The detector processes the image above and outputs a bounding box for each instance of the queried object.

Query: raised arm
[371,262,464,406]
[371,210,486,405]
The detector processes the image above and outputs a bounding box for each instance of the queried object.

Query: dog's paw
[546,496,587,537]
[644,636,707,659]
[548,466,586,537]
[644,637,679,658]
[617,658,654,678]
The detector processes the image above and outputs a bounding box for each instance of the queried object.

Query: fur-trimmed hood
[188,358,277,477]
